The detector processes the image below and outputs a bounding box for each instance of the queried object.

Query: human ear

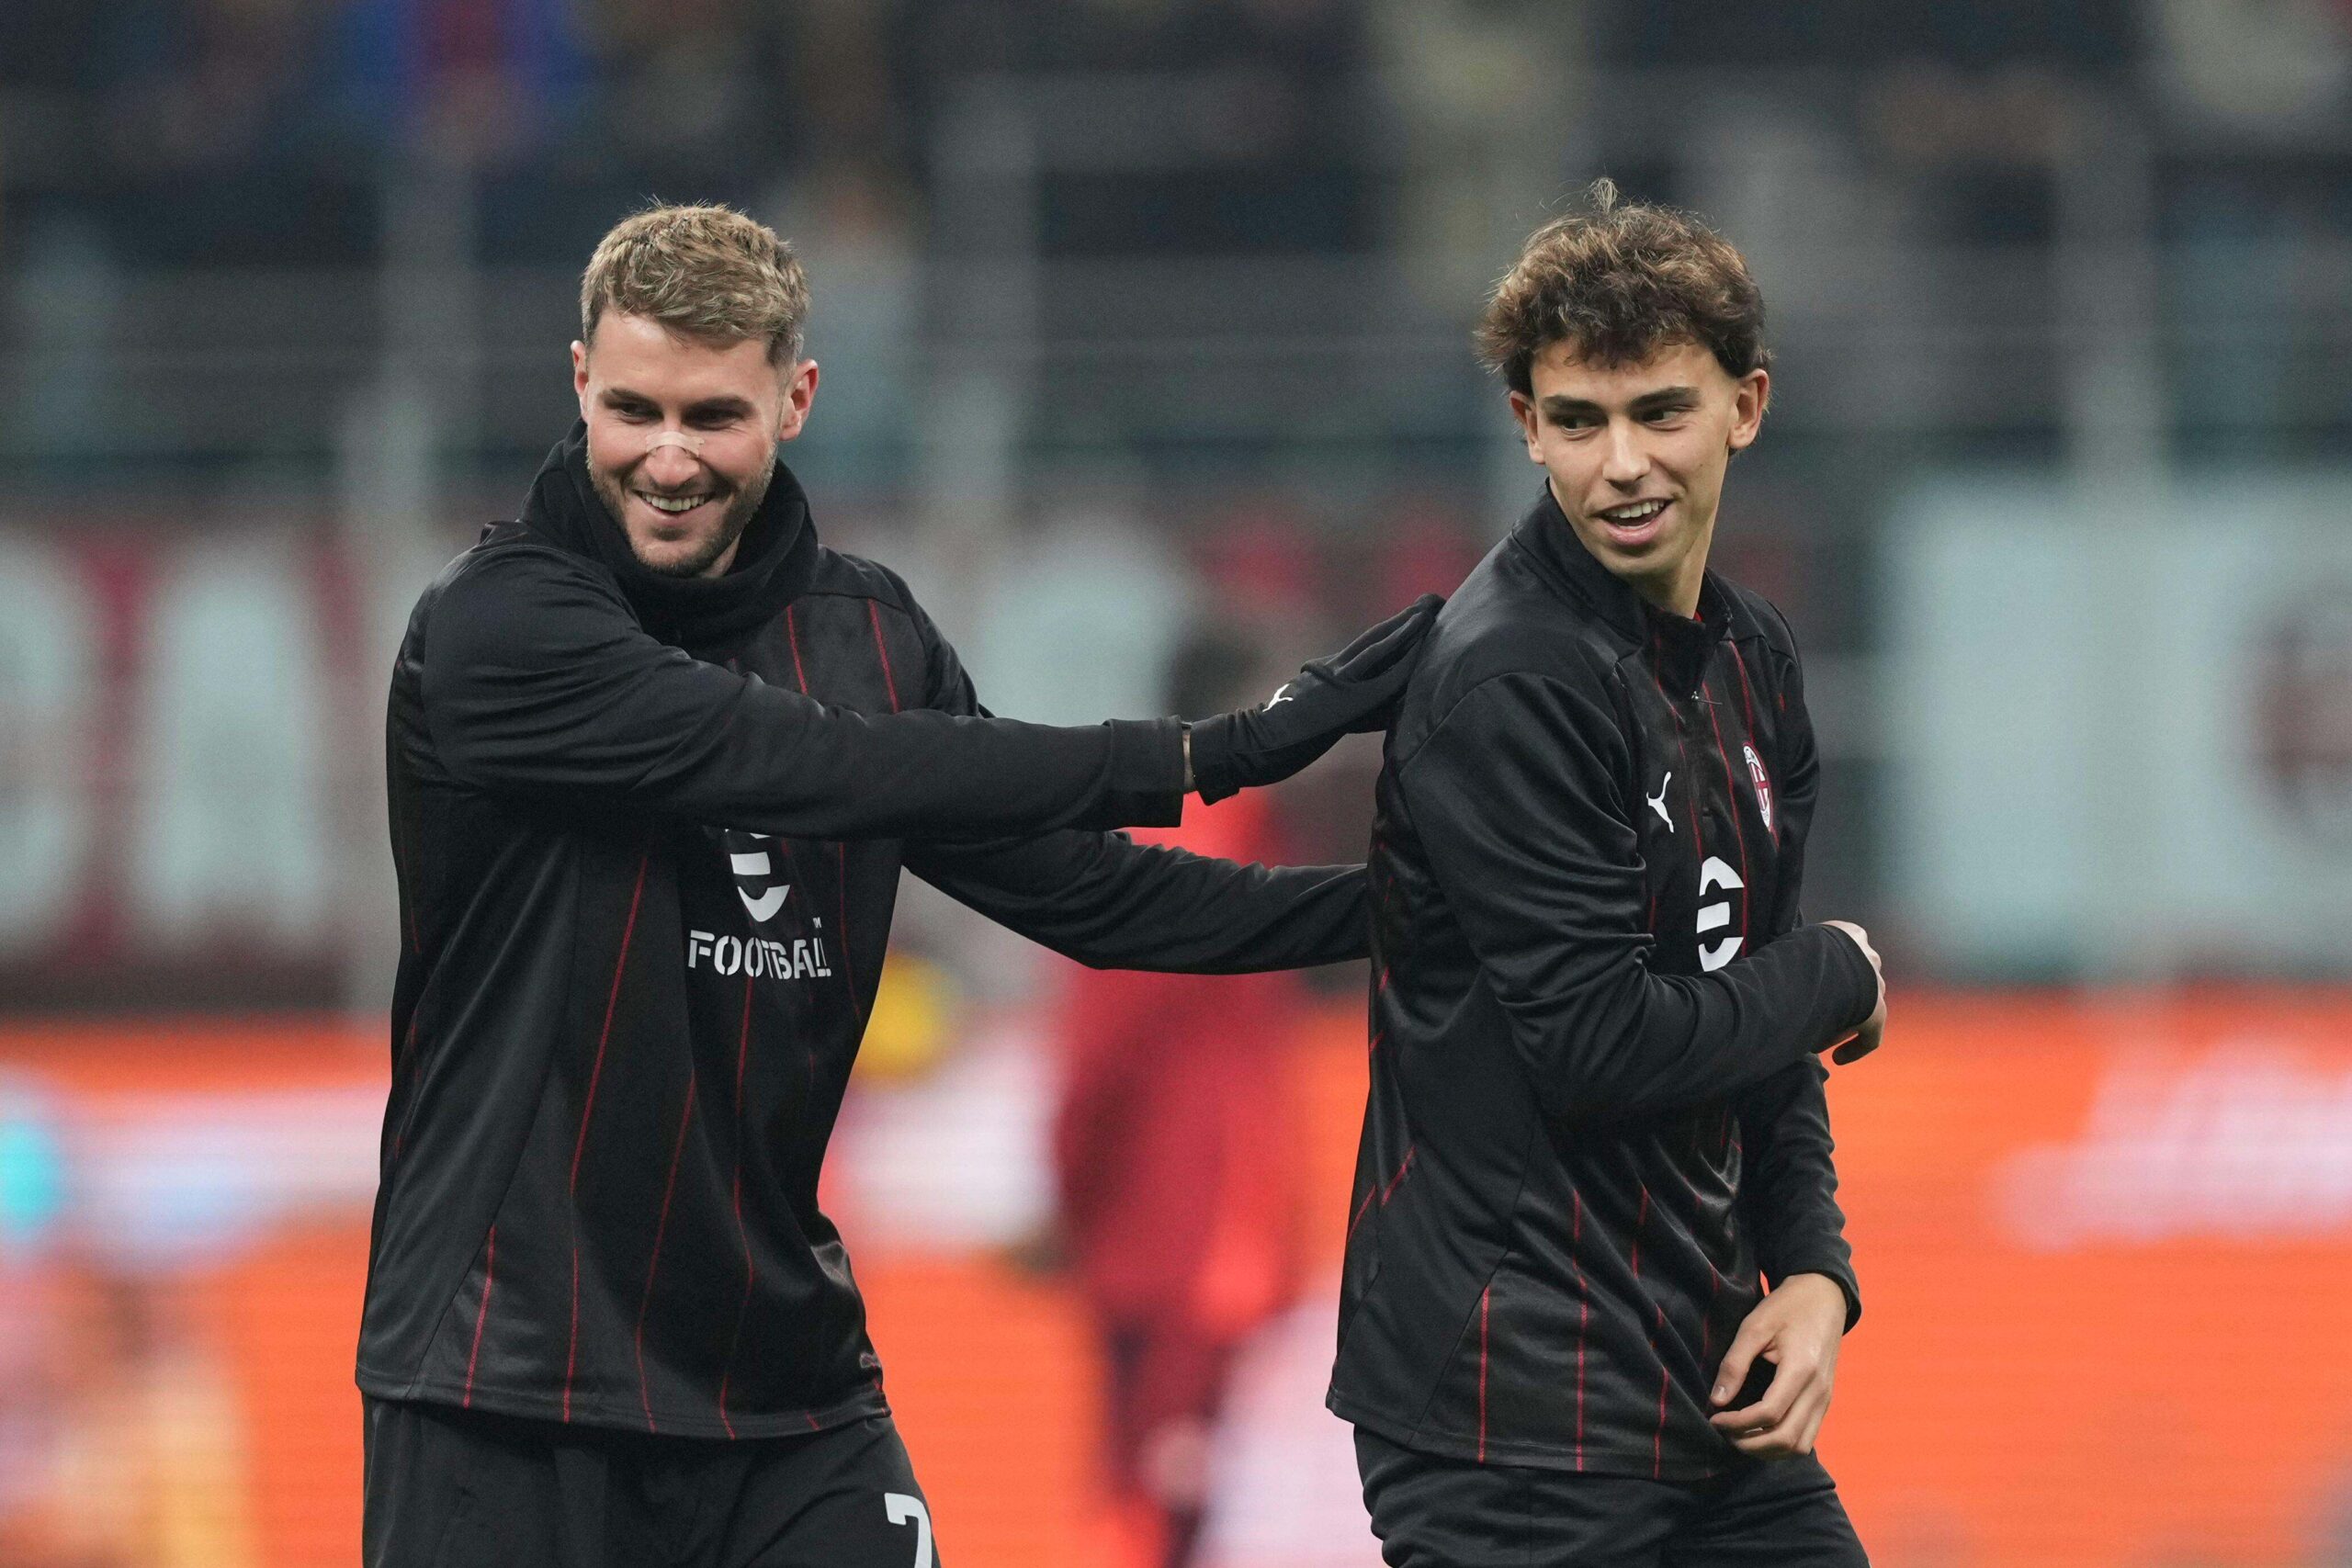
[1726,368,1770,453]
[1509,390,1544,462]
[775,359,820,441]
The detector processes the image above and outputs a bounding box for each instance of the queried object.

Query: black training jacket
[1328,488,1879,1481]
[360,427,1365,1438]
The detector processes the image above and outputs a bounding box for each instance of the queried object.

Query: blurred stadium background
[4,1,2352,1563]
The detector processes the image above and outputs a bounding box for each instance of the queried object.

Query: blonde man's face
[571,312,819,579]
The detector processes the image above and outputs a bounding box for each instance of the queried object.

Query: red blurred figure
[1055,635,1316,1568]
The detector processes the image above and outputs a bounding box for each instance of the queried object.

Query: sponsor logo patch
[686,926,833,981]
[1699,854,1745,971]
[1646,772,1674,832]
[728,832,791,922]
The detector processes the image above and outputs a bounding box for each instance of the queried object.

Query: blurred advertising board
[1887,474,2352,979]
[0,518,404,1010]
[4,993,2352,1566]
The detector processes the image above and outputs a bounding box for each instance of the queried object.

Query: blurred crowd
[3,1,2346,268]
[0,0,1380,267]
[1,0,2347,524]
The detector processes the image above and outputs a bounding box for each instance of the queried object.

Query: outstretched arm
[414,545,1186,839]
[899,596,1371,973]
[909,830,1366,973]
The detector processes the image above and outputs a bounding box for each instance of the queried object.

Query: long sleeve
[413,545,1184,838]
[1734,1060,1856,1325]
[898,608,1369,972]
[910,831,1366,972]
[1731,639,1860,1325]
[1398,668,1876,1121]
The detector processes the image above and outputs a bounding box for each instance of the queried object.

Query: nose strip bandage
[644,429,708,458]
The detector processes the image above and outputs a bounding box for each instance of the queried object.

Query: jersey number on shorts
[885,1493,934,1568]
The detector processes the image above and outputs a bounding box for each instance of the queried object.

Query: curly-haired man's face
[1510,338,1767,619]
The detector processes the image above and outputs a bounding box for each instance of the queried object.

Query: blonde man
[360,204,1434,1568]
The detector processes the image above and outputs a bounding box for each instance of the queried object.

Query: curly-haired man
[1329,183,1887,1563]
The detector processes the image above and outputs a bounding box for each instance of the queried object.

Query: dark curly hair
[1475,180,1770,395]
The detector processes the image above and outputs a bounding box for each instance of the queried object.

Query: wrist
[1187,714,1241,803]
[1776,1269,1860,1331]
[1818,924,1880,1031]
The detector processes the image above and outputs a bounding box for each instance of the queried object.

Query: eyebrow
[599,388,758,421]
[1540,386,1701,418]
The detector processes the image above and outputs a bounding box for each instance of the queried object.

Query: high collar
[1510,483,1731,678]
[514,421,820,655]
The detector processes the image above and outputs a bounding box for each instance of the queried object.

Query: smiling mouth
[1593,497,1671,545]
[637,491,718,520]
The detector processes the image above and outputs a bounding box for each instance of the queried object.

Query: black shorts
[1356,1428,1867,1568]
[363,1398,941,1568]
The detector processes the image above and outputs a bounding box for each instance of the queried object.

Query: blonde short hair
[580,203,810,365]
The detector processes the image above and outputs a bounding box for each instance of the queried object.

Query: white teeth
[1600,500,1667,523]
[641,494,709,514]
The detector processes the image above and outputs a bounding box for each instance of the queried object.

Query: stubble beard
[593,446,778,580]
